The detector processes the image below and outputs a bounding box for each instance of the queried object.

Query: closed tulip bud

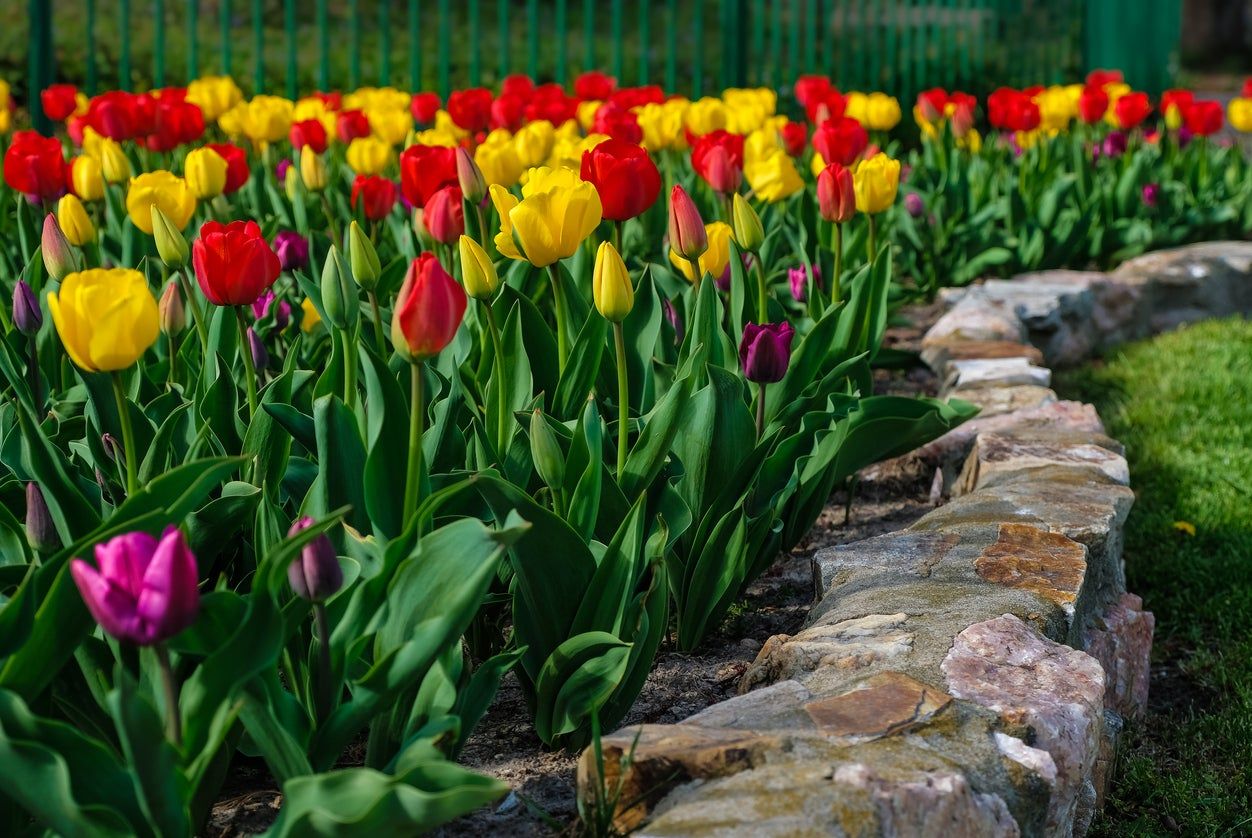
[529,409,566,489]
[592,241,634,323]
[283,163,300,201]
[816,163,856,223]
[904,192,924,218]
[150,205,190,268]
[458,235,499,300]
[852,153,901,215]
[347,221,381,291]
[319,245,359,330]
[41,214,79,281]
[668,185,708,262]
[248,327,269,371]
[286,517,343,602]
[70,155,105,202]
[159,281,185,335]
[739,321,795,383]
[184,146,229,199]
[300,145,327,192]
[99,138,132,183]
[13,279,42,336]
[424,186,466,245]
[455,146,487,205]
[391,253,467,363]
[57,194,95,247]
[731,193,764,253]
[25,482,59,553]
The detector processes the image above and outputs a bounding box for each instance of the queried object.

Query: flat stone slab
[924,291,1028,346]
[921,339,1046,377]
[943,357,1053,393]
[956,430,1130,492]
[912,400,1104,473]
[1083,594,1155,719]
[946,384,1058,417]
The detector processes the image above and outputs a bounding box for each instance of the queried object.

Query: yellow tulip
[344,86,411,113]
[514,121,557,168]
[186,75,244,122]
[367,107,412,146]
[413,126,461,148]
[685,97,729,137]
[47,268,159,372]
[459,235,500,300]
[346,137,392,175]
[844,91,870,125]
[577,100,603,132]
[490,167,603,268]
[293,96,337,136]
[434,110,470,140]
[126,171,196,235]
[184,147,228,199]
[70,155,105,202]
[636,100,688,152]
[57,194,95,246]
[301,146,328,192]
[475,130,524,187]
[546,133,608,171]
[668,221,733,284]
[852,153,900,215]
[864,93,902,131]
[0,108,10,136]
[744,148,804,203]
[1229,98,1252,133]
[593,241,634,322]
[239,95,294,146]
[83,130,132,183]
[1034,86,1074,134]
[300,297,323,334]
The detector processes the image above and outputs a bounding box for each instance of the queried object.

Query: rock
[1082,594,1155,719]
[921,339,1046,377]
[942,615,1106,837]
[955,431,1130,493]
[924,290,1028,346]
[976,272,1104,367]
[912,400,1104,474]
[802,672,952,741]
[1109,241,1252,338]
[740,615,914,693]
[971,523,1089,623]
[946,384,1057,417]
[943,357,1053,394]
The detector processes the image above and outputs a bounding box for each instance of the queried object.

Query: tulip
[904,192,924,218]
[669,221,732,288]
[319,245,359,332]
[817,163,856,223]
[1228,98,1252,133]
[1182,100,1223,137]
[251,290,292,331]
[593,242,635,478]
[13,279,41,336]
[346,136,392,175]
[151,205,190,268]
[350,174,399,221]
[289,118,329,154]
[853,153,900,263]
[1112,92,1151,130]
[300,145,328,192]
[70,155,105,202]
[455,146,488,205]
[48,268,159,373]
[159,281,185,335]
[273,230,309,272]
[287,516,343,605]
[25,483,58,553]
[42,213,79,280]
[3,131,67,203]
[400,143,459,208]
[460,235,499,301]
[348,221,382,291]
[691,130,745,195]
[1077,85,1109,124]
[789,264,822,303]
[424,185,465,245]
[731,193,764,253]
[1142,183,1160,208]
[529,409,567,495]
[475,133,524,187]
[411,92,441,124]
[513,120,557,168]
[192,220,281,307]
[97,135,132,183]
[41,84,80,121]
[668,185,708,283]
[247,327,269,372]
[126,171,196,235]
[812,117,869,168]
[740,321,794,437]
[447,87,494,133]
[579,137,662,223]
[336,109,372,144]
[184,146,229,199]
[186,75,244,122]
[744,147,804,203]
[57,194,95,247]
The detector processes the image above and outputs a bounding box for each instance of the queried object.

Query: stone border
[576,242,1252,836]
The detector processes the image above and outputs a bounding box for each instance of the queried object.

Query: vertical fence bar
[610,0,623,83]
[318,0,329,90]
[584,0,595,71]
[409,0,421,90]
[787,0,800,86]
[769,0,782,91]
[751,0,765,85]
[693,0,704,94]
[665,0,677,90]
[804,0,817,74]
[253,0,264,94]
[885,0,898,94]
[349,0,361,90]
[154,0,167,87]
[837,0,850,86]
[555,0,568,83]
[499,0,510,82]
[380,0,393,87]
[527,0,539,79]
[438,0,450,95]
[469,0,481,86]
[637,0,649,85]
[86,0,99,94]
[285,0,297,98]
[27,0,52,133]
[186,0,198,81]
[220,0,231,79]
[119,0,132,88]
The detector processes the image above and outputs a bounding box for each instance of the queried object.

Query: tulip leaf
[621,268,662,413]
[552,313,607,420]
[533,631,631,747]
[307,394,369,531]
[619,356,696,500]
[361,348,409,541]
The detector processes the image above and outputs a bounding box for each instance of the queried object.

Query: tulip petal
[137,526,200,642]
[71,558,145,644]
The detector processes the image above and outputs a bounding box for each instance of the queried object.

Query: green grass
[1056,317,1252,836]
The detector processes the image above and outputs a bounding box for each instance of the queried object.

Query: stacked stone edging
[576,241,1252,836]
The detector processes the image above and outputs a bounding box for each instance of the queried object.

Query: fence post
[28,0,54,135]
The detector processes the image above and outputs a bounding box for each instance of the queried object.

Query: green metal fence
[23,0,1181,132]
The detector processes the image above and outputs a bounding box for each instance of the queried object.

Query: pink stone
[1082,593,1155,719]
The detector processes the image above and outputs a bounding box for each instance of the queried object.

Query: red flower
[410,92,441,124]
[1243,78,1252,99]
[575,71,617,102]
[4,131,67,201]
[793,75,832,109]
[146,99,205,152]
[1182,100,1223,136]
[500,74,535,99]
[816,163,855,224]
[351,174,399,221]
[84,91,141,140]
[592,102,643,145]
[312,91,342,111]
[804,89,846,125]
[290,119,329,153]
[391,253,467,363]
[423,185,465,244]
[812,116,868,167]
[130,92,159,137]
[447,88,494,133]
[399,143,458,208]
[192,220,282,307]
[916,88,949,122]
[1160,89,1194,118]
[778,121,808,157]
[1077,86,1109,124]
[490,93,527,131]
[336,109,372,144]
[526,84,577,125]
[691,130,745,194]
[580,138,662,221]
[41,84,79,122]
[1113,92,1151,130]
[1086,69,1124,88]
[206,143,250,194]
[987,88,1039,132]
[607,85,665,111]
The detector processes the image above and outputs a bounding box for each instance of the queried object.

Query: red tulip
[206,143,250,194]
[351,174,399,221]
[580,138,662,221]
[1077,85,1109,124]
[192,220,282,307]
[146,99,205,152]
[4,131,67,202]
[391,253,467,363]
[778,121,808,157]
[423,186,465,244]
[1182,100,1223,136]
[668,185,707,261]
[1086,69,1124,88]
[312,90,343,111]
[399,143,458,208]
[1113,92,1151,130]
[500,74,536,99]
[794,75,833,109]
[592,102,643,145]
[607,85,665,111]
[336,109,372,144]
[410,92,441,124]
[526,84,578,125]
[490,93,527,131]
[916,88,949,122]
[1160,89,1194,119]
[290,119,329,154]
[447,87,494,133]
[804,89,847,125]
[41,84,79,121]
[575,71,617,102]
[84,91,141,140]
[812,116,868,167]
[691,130,745,194]
[817,163,855,224]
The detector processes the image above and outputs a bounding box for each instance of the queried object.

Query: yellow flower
[0,108,10,135]
[433,110,470,140]
[636,99,688,152]
[514,121,557,168]
[723,87,776,134]
[70,155,105,202]
[593,241,634,322]
[186,75,244,122]
[346,136,392,175]
[57,194,95,246]
[1034,86,1074,134]
[83,129,131,183]
[490,167,603,268]
[577,100,603,132]
[126,171,196,235]
[547,133,608,171]
[1172,520,1196,537]
[367,107,412,146]
[1229,98,1252,133]
[685,97,729,137]
[300,297,323,334]
[957,129,983,153]
[852,153,900,215]
[184,146,228,199]
[744,147,803,203]
[47,268,159,372]
[413,126,461,148]
[845,91,870,125]
[238,95,294,146]
[1103,83,1132,127]
[343,86,411,113]
[668,221,733,284]
[459,235,500,300]
[864,93,902,131]
[293,96,337,136]
[300,146,328,191]
[475,130,524,187]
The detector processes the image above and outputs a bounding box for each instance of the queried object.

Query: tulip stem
[612,322,630,480]
[546,265,570,373]
[320,194,342,247]
[755,382,767,440]
[686,255,703,291]
[154,643,182,747]
[867,214,879,267]
[613,220,624,255]
[483,300,509,455]
[313,603,334,724]
[367,291,387,357]
[167,332,179,389]
[234,307,260,423]
[110,372,139,496]
[831,223,843,305]
[403,362,425,527]
[27,337,41,410]
[174,270,210,360]
[754,258,769,324]
[340,329,358,411]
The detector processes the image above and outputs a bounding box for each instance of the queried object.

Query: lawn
[1058,317,1252,836]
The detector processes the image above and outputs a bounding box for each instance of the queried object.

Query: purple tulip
[1141,183,1160,208]
[789,264,822,303]
[1101,131,1128,158]
[248,327,269,371]
[287,517,343,602]
[12,279,41,336]
[251,290,292,330]
[275,158,293,182]
[273,230,309,272]
[663,298,684,344]
[69,527,200,645]
[739,322,795,383]
[25,483,58,552]
[1176,126,1194,149]
[904,192,924,218]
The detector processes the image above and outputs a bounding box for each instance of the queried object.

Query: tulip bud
[151,205,190,268]
[159,281,185,336]
[57,194,95,247]
[273,231,310,272]
[283,163,300,202]
[667,185,708,262]
[529,409,566,490]
[904,192,924,218]
[347,221,381,292]
[184,147,229,200]
[98,138,132,183]
[248,327,269,371]
[592,241,634,323]
[455,146,487,205]
[25,482,59,553]
[738,321,795,384]
[816,163,856,224]
[300,145,328,192]
[731,193,764,253]
[70,155,105,202]
[13,280,42,336]
[391,253,467,363]
[41,214,79,281]
[459,235,499,300]
[286,517,344,602]
[319,245,359,330]
[424,186,465,245]
[1142,183,1160,208]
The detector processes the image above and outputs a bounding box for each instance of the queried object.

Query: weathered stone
[803,672,952,741]
[976,272,1105,367]
[1082,594,1155,719]
[911,400,1104,473]
[946,384,1057,417]
[920,339,1046,377]
[943,357,1053,394]
[924,290,1028,346]
[685,679,816,731]
[956,431,1130,493]
[1108,241,1252,338]
[740,614,914,693]
[972,524,1088,619]
[943,615,1106,837]
[1091,710,1124,813]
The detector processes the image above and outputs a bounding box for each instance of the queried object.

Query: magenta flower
[251,289,292,329]
[287,517,343,603]
[789,264,822,302]
[273,230,309,272]
[1141,183,1160,208]
[739,322,795,383]
[70,527,200,645]
[904,192,924,218]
